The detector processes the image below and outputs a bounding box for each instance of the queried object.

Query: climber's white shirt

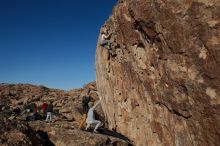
[101,34,105,42]
[86,100,101,123]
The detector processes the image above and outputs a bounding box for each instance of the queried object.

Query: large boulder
[96,0,220,146]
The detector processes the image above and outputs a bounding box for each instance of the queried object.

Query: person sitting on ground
[45,101,53,122]
[85,97,102,133]
[79,95,91,129]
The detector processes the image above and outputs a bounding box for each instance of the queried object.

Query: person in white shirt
[85,97,102,133]
[101,32,110,49]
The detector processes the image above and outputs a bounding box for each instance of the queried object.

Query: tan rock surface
[96,0,220,146]
[0,83,129,146]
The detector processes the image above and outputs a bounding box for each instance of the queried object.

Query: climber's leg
[108,48,113,54]
[93,120,101,132]
[101,40,110,49]
[85,123,91,131]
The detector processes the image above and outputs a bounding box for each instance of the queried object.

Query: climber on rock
[85,97,102,133]
[100,31,113,56]
[45,101,53,122]
[101,31,110,48]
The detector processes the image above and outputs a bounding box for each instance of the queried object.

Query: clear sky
[0,0,117,90]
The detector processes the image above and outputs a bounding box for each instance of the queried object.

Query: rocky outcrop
[29,121,128,146]
[0,119,54,146]
[0,83,129,146]
[96,0,220,146]
[0,82,103,123]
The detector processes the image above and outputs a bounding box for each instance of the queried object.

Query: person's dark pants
[43,110,46,117]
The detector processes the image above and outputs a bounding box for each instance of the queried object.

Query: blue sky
[0,0,117,90]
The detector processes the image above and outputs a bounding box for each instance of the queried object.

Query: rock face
[96,0,220,146]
